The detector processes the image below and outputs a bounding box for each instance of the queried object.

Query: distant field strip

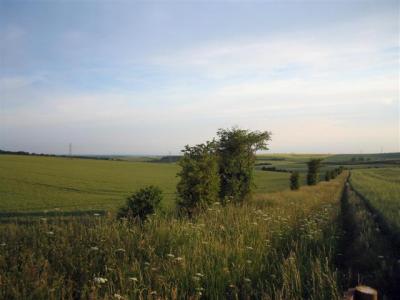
[0,155,290,213]
[350,168,400,237]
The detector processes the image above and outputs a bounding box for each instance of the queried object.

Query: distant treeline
[151,156,182,163]
[261,166,291,173]
[0,149,122,161]
[0,149,57,157]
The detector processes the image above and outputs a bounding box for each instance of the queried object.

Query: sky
[0,0,399,155]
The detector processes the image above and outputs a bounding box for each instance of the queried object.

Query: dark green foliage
[306,159,321,185]
[217,127,271,203]
[290,171,300,190]
[325,171,331,181]
[176,141,220,216]
[117,186,162,222]
[261,166,289,173]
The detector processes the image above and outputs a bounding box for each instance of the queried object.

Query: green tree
[217,127,271,203]
[176,141,220,216]
[307,159,321,185]
[117,185,162,222]
[290,171,300,190]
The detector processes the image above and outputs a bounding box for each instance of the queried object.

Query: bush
[307,159,321,185]
[290,172,300,190]
[325,171,331,181]
[117,186,162,222]
[176,141,220,217]
[217,127,271,203]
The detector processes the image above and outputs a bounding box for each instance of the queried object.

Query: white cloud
[152,11,398,80]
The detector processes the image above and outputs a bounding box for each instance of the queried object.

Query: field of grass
[0,173,347,299]
[256,153,400,173]
[0,155,291,213]
[350,168,400,236]
[325,152,400,163]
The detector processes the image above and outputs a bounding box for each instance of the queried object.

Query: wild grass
[0,155,292,214]
[0,174,347,299]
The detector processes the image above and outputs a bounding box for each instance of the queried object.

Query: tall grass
[0,174,346,299]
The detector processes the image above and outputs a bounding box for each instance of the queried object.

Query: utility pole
[69,143,72,157]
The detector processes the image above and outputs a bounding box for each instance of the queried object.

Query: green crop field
[0,155,291,213]
[350,168,400,235]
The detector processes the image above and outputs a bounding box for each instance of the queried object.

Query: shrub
[117,186,162,222]
[290,171,300,190]
[176,141,220,217]
[325,171,331,181]
[217,127,271,203]
[307,159,321,185]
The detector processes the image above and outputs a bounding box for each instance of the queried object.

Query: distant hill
[323,153,400,163]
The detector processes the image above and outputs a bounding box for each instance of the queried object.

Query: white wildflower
[94,277,108,284]
[129,277,138,282]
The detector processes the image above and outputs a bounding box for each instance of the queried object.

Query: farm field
[349,168,400,239]
[0,173,347,299]
[0,155,291,213]
[256,152,400,172]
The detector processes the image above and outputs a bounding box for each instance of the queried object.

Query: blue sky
[0,0,399,155]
